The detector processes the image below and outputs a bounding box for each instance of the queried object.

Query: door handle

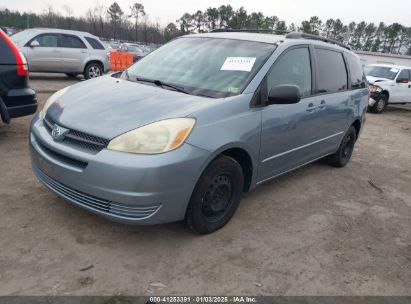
[80,50,87,53]
[306,103,316,112]
[318,100,326,109]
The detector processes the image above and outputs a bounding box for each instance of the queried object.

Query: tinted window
[316,48,348,93]
[61,34,86,49]
[345,53,366,89]
[398,69,410,81]
[34,34,59,47]
[85,37,105,50]
[267,48,312,98]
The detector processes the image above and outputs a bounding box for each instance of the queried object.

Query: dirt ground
[0,73,410,296]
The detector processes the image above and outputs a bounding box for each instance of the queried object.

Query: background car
[119,43,147,62]
[366,64,411,113]
[10,28,111,79]
[0,29,37,124]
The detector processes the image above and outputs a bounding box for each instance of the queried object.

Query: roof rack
[285,32,351,50]
[211,28,289,35]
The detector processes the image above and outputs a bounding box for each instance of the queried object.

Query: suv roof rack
[285,32,351,50]
[211,28,289,35]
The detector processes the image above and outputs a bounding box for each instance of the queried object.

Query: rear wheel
[327,126,357,168]
[185,156,244,234]
[369,95,388,114]
[84,62,103,80]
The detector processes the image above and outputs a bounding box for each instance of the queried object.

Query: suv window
[267,47,312,98]
[85,37,105,50]
[345,53,366,89]
[315,48,348,93]
[61,34,87,49]
[397,69,410,81]
[33,34,59,47]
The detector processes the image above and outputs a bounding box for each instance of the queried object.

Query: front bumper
[30,114,211,225]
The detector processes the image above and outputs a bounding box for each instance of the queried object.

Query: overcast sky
[1,0,410,26]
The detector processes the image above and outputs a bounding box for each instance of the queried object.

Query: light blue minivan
[30,31,368,234]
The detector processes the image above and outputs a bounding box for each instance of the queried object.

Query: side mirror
[267,84,302,105]
[396,78,409,84]
[30,40,40,48]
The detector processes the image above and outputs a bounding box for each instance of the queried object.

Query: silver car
[11,28,111,79]
[30,32,368,234]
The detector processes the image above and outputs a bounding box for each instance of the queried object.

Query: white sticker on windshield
[221,57,257,72]
[390,68,400,73]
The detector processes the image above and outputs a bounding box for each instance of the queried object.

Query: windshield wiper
[136,77,189,95]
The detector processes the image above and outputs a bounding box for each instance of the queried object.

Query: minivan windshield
[126,37,276,98]
[366,66,399,80]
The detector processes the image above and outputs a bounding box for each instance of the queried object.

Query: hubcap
[342,134,354,159]
[376,99,385,112]
[89,66,101,78]
[201,174,233,221]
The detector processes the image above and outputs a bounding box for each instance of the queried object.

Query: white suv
[11,28,111,79]
[366,64,411,113]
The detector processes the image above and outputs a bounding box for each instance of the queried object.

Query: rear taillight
[0,30,29,76]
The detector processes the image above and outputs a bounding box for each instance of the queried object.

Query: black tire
[65,73,79,78]
[84,62,103,80]
[369,95,388,114]
[327,126,357,168]
[185,156,244,234]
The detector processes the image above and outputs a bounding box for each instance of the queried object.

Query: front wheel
[185,156,244,234]
[327,126,357,168]
[369,95,388,114]
[84,63,103,80]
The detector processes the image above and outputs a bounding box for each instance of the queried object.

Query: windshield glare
[10,30,36,45]
[126,37,276,98]
[366,66,399,80]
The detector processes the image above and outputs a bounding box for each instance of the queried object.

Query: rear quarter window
[345,52,366,89]
[85,37,105,50]
[315,48,348,94]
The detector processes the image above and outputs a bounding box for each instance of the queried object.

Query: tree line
[1,3,410,54]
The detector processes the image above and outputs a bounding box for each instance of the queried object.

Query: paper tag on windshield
[221,57,257,72]
[390,68,400,73]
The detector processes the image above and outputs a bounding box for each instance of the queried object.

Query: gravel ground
[0,74,410,296]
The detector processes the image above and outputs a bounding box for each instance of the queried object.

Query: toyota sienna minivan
[30,31,368,234]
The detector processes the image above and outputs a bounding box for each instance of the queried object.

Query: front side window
[126,37,276,98]
[61,34,87,49]
[397,69,410,81]
[33,34,59,47]
[345,52,367,89]
[316,48,348,94]
[266,47,312,98]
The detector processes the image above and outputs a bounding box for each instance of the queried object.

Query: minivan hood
[48,76,214,139]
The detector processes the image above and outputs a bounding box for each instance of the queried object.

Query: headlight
[369,85,383,93]
[40,87,69,119]
[108,118,196,154]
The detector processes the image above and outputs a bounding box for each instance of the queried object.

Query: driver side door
[24,33,62,72]
[258,46,331,182]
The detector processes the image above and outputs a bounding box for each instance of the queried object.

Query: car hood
[48,76,214,139]
[366,76,392,85]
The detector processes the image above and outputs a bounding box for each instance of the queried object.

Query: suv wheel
[327,126,357,168]
[84,63,103,79]
[370,95,388,114]
[65,73,79,78]
[185,156,244,234]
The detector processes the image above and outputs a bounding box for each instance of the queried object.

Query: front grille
[35,168,161,220]
[44,116,109,153]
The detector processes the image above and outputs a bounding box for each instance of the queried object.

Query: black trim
[0,96,10,124]
[285,32,351,50]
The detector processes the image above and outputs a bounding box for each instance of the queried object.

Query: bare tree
[129,2,145,42]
